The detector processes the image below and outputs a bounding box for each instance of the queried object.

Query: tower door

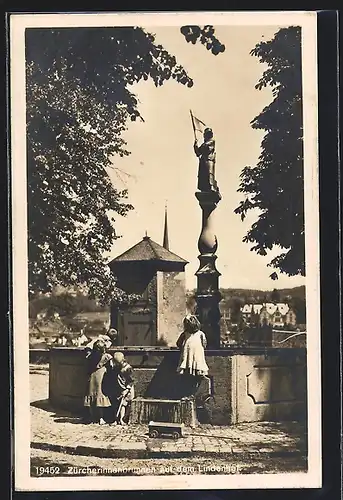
[120,312,155,346]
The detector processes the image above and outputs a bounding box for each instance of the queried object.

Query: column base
[195,292,222,349]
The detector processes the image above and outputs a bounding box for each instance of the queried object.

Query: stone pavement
[30,367,307,460]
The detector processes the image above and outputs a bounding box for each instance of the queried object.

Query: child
[110,351,135,426]
[85,328,118,356]
[176,314,209,388]
[84,340,113,424]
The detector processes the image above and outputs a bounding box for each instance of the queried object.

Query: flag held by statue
[190,110,207,142]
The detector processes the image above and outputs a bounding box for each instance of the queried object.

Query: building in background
[241,302,297,328]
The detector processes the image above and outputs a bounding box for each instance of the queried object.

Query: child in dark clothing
[110,351,135,426]
[84,340,113,424]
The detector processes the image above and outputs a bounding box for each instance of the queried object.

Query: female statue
[194,128,218,192]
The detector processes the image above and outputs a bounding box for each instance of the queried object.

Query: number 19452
[33,466,61,476]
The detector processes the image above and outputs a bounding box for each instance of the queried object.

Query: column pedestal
[195,190,222,349]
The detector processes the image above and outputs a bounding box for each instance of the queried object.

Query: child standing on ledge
[176,314,209,383]
[84,339,113,425]
[110,351,135,426]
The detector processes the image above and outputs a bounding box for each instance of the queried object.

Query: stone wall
[230,352,307,423]
[156,271,187,346]
[207,355,234,424]
[112,273,158,345]
[48,347,307,425]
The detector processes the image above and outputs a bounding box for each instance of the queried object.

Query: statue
[194,128,219,193]
[190,111,222,348]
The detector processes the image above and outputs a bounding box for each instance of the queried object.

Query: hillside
[187,285,305,302]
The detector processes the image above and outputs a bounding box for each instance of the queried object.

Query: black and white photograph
[10,11,321,491]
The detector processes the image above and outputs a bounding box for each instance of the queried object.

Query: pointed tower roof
[110,235,188,265]
[163,202,169,250]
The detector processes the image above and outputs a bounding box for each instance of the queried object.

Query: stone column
[195,190,222,348]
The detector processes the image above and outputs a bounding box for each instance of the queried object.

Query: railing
[273,331,306,344]
[29,348,50,364]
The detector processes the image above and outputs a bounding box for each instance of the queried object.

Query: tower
[163,202,169,250]
[109,214,188,346]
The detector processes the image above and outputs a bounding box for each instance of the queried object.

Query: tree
[270,288,281,303]
[26,26,224,304]
[289,296,306,324]
[230,297,244,323]
[235,27,304,279]
[29,290,108,319]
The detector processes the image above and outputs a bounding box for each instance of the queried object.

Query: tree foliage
[270,288,281,303]
[26,26,225,304]
[289,296,306,324]
[180,25,225,54]
[235,27,304,279]
[29,291,107,319]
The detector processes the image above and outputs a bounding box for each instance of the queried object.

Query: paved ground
[30,366,307,476]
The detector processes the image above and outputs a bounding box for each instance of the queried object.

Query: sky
[107,25,306,291]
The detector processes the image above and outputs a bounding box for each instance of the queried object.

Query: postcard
[10,10,321,491]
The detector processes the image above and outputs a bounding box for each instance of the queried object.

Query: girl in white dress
[176,314,209,377]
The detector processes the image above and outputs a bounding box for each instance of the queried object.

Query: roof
[241,302,291,316]
[241,304,253,314]
[110,236,188,265]
[241,304,263,314]
[276,303,289,315]
[265,303,277,315]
